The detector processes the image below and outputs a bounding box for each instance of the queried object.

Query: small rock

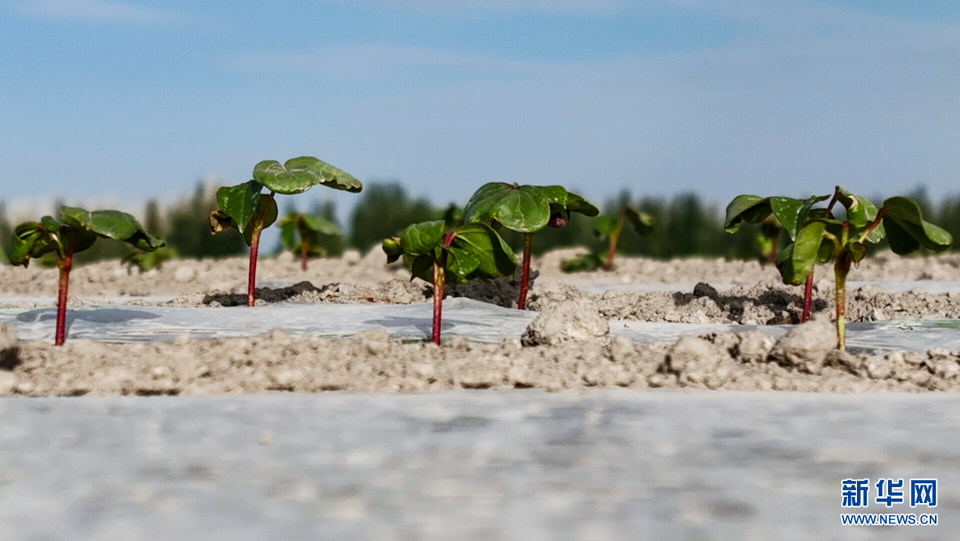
[768,315,835,374]
[276,251,295,264]
[693,282,720,300]
[521,299,609,347]
[870,308,887,322]
[668,336,734,389]
[737,331,776,363]
[174,266,197,283]
[865,357,895,380]
[0,372,18,395]
[827,349,863,375]
[257,431,274,445]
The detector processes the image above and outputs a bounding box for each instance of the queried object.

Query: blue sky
[1,0,958,220]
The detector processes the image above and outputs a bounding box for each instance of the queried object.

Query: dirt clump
[521,299,609,347]
[767,315,836,374]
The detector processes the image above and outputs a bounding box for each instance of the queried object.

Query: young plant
[382,221,518,345]
[123,245,178,272]
[210,157,362,306]
[9,207,165,346]
[463,183,598,309]
[725,194,828,322]
[563,205,654,272]
[277,211,341,271]
[730,187,953,349]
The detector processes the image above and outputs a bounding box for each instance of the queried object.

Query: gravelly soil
[3,247,960,298]
[2,314,958,397]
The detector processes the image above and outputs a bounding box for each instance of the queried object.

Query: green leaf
[406,253,435,282]
[624,206,654,235]
[447,223,518,283]
[724,195,771,233]
[769,196,828,241]
[565,191,600,217]
[538,185,569,207]
[835,186,884,243]
[849,242,869,263]
[279,219,297,251]
[253,156,362,195]
[59,206,164,253]
[241,196,279,247]
[594,215,619,238]
[464,183,552,233]
[399,220,445,257]
[776,221,827,285]
[562,252,605,273]
[216,181,263,234]
[882,196,953,254]
[40,215,61,233]
[9,223,53,267]
[301,214,340,236]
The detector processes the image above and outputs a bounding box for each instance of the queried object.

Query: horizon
[1,0,958,221]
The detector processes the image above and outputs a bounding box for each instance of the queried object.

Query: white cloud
[11,0,196,25]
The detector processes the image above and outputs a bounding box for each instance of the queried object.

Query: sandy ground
[2,311,958,396]
[4,247,960,298]
[3,249,960,396]
[6,249,960,324]
[3,392,956,540]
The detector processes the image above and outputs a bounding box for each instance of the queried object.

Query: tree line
[1,183,956,266]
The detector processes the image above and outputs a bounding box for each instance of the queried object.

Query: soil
[1,309,958,396]
[3,247,960,298]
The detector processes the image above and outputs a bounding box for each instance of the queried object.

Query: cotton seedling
[382,220,517,345]
[277,211,341,271]
[563,205,654,272]
[9,207,165,345]
[725,194,828,322]
[463,183,598,309]
[729,187,952,349]
[210,157,362,306]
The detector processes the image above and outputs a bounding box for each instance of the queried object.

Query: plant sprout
[563,205,654,272]
[729,187,952,349]
[210,157,362,306]
[123,245,177,272]
[464,183,598,309]
[382,221,517,345]
[278,211,341,271]
[9,207,165,345]
[725,194,828,323]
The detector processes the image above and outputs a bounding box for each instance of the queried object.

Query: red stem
[432,250,449,345]
[605,212,626,272]
[301,241,308,272]
[247,224,263,307]
[518,233,534,310]
[801,271,813,323]
[55,231,78,347]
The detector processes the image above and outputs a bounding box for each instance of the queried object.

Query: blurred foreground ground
[0,391,956,540]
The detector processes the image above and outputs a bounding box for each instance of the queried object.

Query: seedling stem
[605,213,627,272]
[519,233,534,310]
[55,230,79,347]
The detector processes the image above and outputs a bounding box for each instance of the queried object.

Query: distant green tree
[349,182,437,252]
